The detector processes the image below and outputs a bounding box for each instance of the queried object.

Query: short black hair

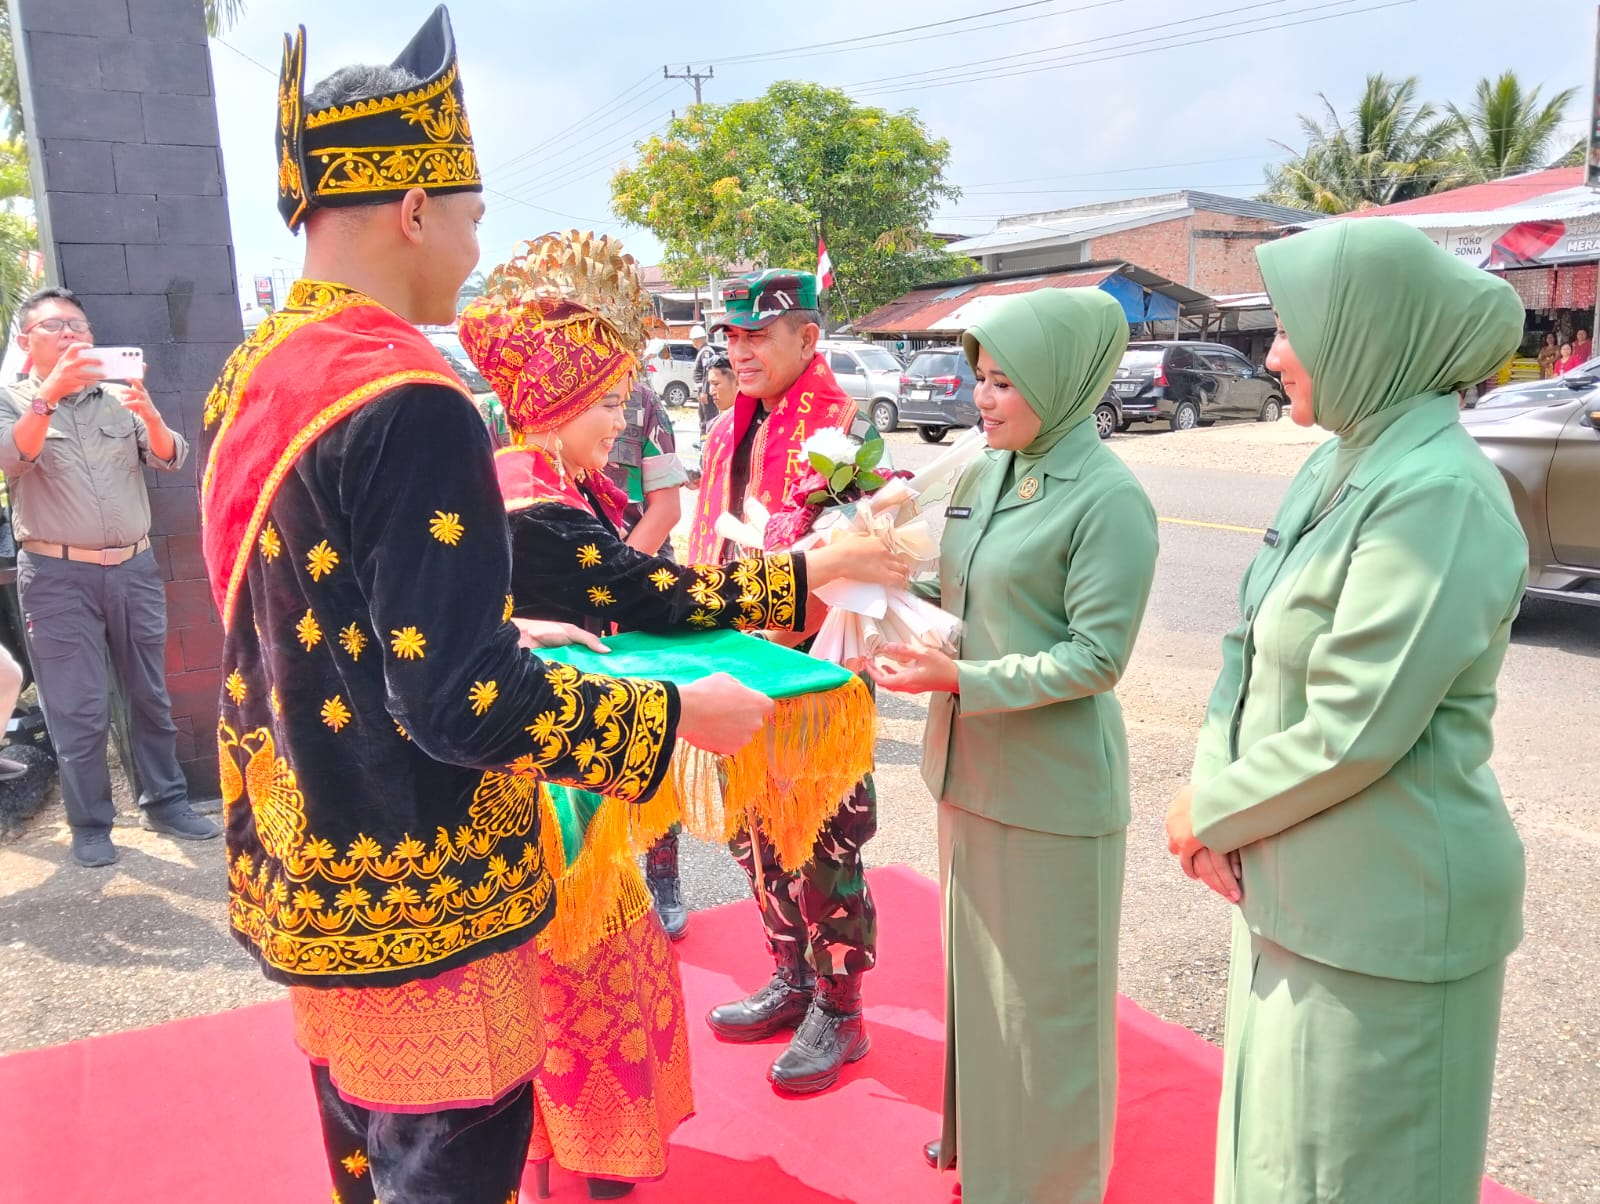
[304,64,423,113]
[18,286,86,331]
[778,309,822,333]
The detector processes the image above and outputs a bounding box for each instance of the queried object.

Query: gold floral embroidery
[225,670,247,704]
[503,594,515,622]
[430,511,465,546]
[220,721,557,978]
[341,1151,369,1179]
[576,543,602,569]
[391,627,427,660]
[688,609,715,629]
[648,567,677,592]
[394,718,412,742]
[259,523,283,561]
[270,686,282,718]
[587,586,615,608]
[469,681,499,716]
[339,624,368,661]
[322,697,353,732]
[306,540,340,582]
[296,610,323,651]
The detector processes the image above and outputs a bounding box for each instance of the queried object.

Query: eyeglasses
[24,318,91,335]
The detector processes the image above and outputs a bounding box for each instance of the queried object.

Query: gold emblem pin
[1018,476,1041,501]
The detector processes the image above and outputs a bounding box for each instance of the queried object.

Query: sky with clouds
[210,0,1595,301]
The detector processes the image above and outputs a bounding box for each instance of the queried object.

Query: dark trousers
[17,549,187,831]
[312,1063,534,1204]
[729,775,878,978]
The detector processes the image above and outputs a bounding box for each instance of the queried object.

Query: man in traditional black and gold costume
[199,9,770,1201]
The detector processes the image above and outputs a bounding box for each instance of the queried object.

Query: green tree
[611,81,967,320]
[1263,74,1460,213]
[1447,72,1579,182]
[456,269,487,311]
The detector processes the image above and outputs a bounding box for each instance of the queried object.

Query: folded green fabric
[545,782,601,857]
[535,628,854,700]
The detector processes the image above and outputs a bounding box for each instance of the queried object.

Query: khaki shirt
[0,376,189,548]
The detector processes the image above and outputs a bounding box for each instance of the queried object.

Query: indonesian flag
[817,237,835,290]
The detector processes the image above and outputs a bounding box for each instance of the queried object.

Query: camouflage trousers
[728,775,878,978]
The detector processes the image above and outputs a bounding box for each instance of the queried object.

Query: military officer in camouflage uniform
[691,271,881,1095]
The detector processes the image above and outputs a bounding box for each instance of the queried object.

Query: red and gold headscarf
[458,231,655,435]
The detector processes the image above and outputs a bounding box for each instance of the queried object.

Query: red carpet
[0,867,1534,1203]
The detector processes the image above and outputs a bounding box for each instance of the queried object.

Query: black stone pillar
[9,0,240,796]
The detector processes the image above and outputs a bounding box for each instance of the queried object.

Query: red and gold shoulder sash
[688,354,857,563]
[200,280,470,627]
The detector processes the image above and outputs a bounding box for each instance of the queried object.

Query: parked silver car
[818,340,907,433]
[643,338,704,407]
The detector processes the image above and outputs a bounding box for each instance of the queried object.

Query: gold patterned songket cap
[276,4,481,233]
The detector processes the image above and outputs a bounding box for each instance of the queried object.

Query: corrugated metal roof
[1318,167,1582,221]
[856,268,1116,334]
[947,190,1312,255]
[855,262,1213,335]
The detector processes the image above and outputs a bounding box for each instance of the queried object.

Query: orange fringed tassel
[623,675,877,871]
[537,787,655,965]
[543,674,877,959]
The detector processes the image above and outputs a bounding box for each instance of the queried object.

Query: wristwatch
[29,394,55,417]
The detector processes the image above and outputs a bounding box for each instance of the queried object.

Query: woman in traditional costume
[457,231,905,1200]
[1165,219,1527,1203]
[871,289,1159,1202]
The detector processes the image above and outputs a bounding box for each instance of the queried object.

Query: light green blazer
[919,420,1159,837]
[1192,395,1527,983]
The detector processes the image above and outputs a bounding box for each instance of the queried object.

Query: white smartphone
[79,346,145,382]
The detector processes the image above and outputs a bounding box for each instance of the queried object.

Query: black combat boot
[705,943,815,1042]
[645,831,687,941]
[767,971,870,1094]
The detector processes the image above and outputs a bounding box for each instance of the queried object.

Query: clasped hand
[1164,784,1242,904]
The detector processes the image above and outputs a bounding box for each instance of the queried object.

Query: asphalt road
[0,418,1593,1203]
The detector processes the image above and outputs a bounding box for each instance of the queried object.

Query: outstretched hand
[514,618,609,654]
[867,641,960,695]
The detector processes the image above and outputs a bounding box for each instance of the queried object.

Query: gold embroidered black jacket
[507,493,807,636]
[212,385,677,989]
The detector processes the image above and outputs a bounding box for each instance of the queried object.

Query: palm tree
[1447,73,1579,182]
[1263,74,1460,213]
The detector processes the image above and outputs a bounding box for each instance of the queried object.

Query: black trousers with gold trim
[311,1063,534,1204]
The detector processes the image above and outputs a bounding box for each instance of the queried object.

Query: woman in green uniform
[873,288,1159,1203]
[1165,218,1528,1204]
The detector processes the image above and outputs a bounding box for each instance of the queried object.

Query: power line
[214,38,277,77]
[844,0,1296,92]
[494,110,671,203]
[482,186,616,229]
[703,0,1115,67]
[850,0,1412,97]
[490,81,677,193]
[488,80,675,188]
[482,72,660,175]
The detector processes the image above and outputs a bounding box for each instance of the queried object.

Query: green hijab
[961,288,1129,458]
[1257,218,1523,444]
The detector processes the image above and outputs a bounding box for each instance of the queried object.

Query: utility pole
[663,64,713,105]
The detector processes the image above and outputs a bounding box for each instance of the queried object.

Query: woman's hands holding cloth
[1165,784,1243,905]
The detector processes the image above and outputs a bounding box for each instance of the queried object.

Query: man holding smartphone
[0,286,216,867]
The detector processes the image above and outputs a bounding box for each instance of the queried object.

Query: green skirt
[1217,913,1506,1204]
[939,802,1125,1204]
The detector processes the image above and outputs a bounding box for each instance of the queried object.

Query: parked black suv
[898,344,1123,442]
[1112,341,1285,432]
